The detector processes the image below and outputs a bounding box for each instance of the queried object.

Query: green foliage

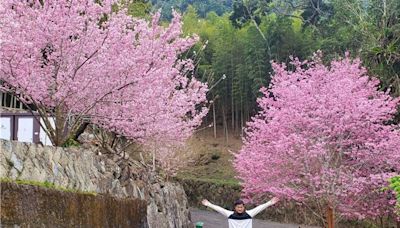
[182,8,318,132]
[182,0,400,131]
[320,0,400,96]
[112,0,151,18]
[390,176,400,214]
[229,0,263,28]
[127,1,151,18]
[151,0,232,20]
[229,0,333,28]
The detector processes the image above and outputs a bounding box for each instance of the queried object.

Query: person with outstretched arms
[201,197,279,228]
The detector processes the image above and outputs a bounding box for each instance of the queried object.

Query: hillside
[177,127,242,185]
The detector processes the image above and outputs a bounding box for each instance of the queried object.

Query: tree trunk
[231,97,234,132]
[240,95,244,135]
[231,45,234,133]
[245,102,250,124]
[222,106,228,143]
[213,101,217,138]
[326,206,334,228]
[235,101,239,134]
[54,107,67,146]
[53,105,74,146]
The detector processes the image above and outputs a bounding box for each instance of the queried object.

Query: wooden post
[327,206,334,228]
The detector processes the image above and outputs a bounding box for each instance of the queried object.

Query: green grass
[176,174,240,186]
[0,178,97,196]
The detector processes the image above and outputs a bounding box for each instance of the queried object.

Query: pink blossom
[235,55,400,221]
[0,0,208,152]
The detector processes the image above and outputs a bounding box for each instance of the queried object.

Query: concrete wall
[1,182,147,227]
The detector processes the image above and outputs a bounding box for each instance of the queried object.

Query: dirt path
[190,208,319,228]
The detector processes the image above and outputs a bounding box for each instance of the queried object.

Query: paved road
[190,208,319,228]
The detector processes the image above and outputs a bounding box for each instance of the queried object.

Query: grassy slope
[177,127,242,185]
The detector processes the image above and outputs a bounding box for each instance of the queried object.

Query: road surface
[190,208,319,228]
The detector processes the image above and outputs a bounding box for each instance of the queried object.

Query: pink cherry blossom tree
[234,53,400,226]
[0,0,207,155]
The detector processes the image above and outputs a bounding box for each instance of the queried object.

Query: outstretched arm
[247,197,279,217]
[202,199,233,217]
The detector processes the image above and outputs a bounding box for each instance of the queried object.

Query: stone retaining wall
[0,140,191,228]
